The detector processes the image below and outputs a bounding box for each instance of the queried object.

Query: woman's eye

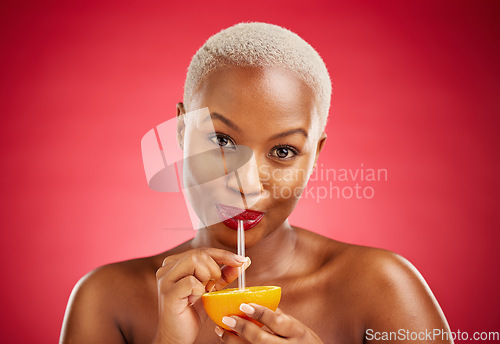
[270,146,298,160]
[210,133,236,150]
[217,136,229,147]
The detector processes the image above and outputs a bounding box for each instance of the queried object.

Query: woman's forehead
[189,66,320,129]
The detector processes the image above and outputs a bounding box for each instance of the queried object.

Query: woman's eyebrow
[270,128,308,140]
[204,112,241,132]
[202,113,307,139]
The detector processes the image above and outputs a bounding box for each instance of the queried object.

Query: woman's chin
[205,223,266,249]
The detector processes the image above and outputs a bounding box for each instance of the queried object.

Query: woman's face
[179,66,326,248]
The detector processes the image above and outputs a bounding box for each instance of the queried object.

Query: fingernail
[234,255,246,263]
[222,316,237,329]
[243,257,251,268]
[240,303,255,315]
[206,280,216,293]
[215,326,224,337]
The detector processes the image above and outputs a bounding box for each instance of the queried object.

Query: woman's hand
[153,248,251,344]
[216,303,324,344]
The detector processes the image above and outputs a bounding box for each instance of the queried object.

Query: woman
[60,22,452,344]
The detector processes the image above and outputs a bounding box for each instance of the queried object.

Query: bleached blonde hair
[184,22,332,131]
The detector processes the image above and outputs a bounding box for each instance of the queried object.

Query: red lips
[215,203,265,230]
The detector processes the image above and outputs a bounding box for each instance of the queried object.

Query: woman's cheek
[266,166,309,205]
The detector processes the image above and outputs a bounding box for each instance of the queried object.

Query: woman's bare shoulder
[74,239,194,295]
[327,241,430,295]
[294,227,420,278]
[77,255,158,293]
[311,235,428,294]
[314,237,449,335]
[60,240,194,343]
[294,227,437,306]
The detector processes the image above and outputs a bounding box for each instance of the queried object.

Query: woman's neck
[191,220,298,283]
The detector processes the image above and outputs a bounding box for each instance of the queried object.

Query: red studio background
[0,0,498,343]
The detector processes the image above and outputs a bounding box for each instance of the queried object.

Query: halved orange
[202,286,281,330]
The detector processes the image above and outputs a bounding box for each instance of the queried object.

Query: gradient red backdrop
[1,1,499,343]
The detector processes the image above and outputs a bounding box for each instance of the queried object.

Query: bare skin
[60,66,452,344]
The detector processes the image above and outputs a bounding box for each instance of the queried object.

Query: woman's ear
[313,132,327,169]
[176,102,186,150]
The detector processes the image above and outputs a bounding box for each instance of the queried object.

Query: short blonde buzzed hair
[184,22,332,131]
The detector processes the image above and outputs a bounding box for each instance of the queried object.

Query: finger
[240,303,301,338]
[157,257,211,289]
[160,276,205,314]
[162,248,247,268]
[214,258,251,291]
[222,316,285,344]
[161,252,222,289]
[194,252,224,291]
[206,279,217,293]
[218,327,249,343]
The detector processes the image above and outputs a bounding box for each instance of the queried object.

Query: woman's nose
[226,154,263,199]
